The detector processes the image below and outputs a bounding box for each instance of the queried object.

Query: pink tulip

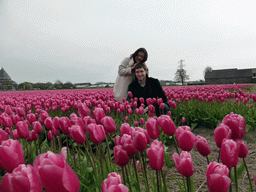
[172,151,194,177]
[48,131,53,140]
[206,162,231,192]
[69,125,87,144]
[132,128,148,151]
[113,145,130,167]
[87,123,106,144]
[181,117,185,124]
[236,140,248,158]
[59,117,71,135]
[101,116,116,133]
[158,115,176,136]
[93,107,105,124]
[27,130,38,141]
[176,126,195,152]
[145,117,160,139]
[78,102,91,117]
[128,91,133,98]
[44,117,54,130]
[53,116,60,129]
[115,135,122,145]
[220,139,238,167]
[136,160,141,173]
[0,164,43,192]
[195,135,211,157]
[0,139,24,173]
[147,140,164,170]
[40,110,49,122]
[26,113,37,124]
[102,172,122,192]
[214,123,232,148]
[70,116,86,132]
[222,112,246,140]
[32,121,43,134]
[16,121,29,139]
[1,113,13,128]
[120,123,132,136]
[0,129,9,144]
[140,118,145,125]
[5,106,14,116]
[83,116,96,130]
[121,134,137,156]
[33,147,80,192]
[124,116,129,122]
[16,107,26,117]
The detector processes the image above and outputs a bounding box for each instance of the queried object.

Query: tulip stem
[234,166,238,192]
[206,156,210,164]
[186,177,190,192]
[218,149,220,163]
[161,169,167,192]
[132,156,140,189]
[125,165,131,191]
[173,136,179,154]
[156,170,160,192]
[140,151,150,192]
[57,135,62,151]
[99,143,109,175]
[25,139,30,164]
[70,139,77,170]
[105,136,111,161]
[97,144,105,179]
[243,158,253,191]
[122,166,126,185]
[229,167,232,192]
[83,142,95,171]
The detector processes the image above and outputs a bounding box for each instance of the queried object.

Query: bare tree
[175,59,189,85]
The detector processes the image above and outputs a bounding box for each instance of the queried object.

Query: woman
[113,48,148,102]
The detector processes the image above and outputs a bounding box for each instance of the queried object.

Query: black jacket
[128,76,167,108]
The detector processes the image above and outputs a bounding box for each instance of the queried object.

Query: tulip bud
[121,134,137,156]
[172,151,194,177]
[147,140,164,170]
[145,117,160,139]
[176,126,195,152]
[101,116,116,134]
[220,139,238,167]
[93,107,105,124]
[195,135,211,157]
[87,123,106,144]
[158,115,176,136]
[236,140,248,158]
[69,125,87,144]
[16,121,29,139]
[113,145,130,167]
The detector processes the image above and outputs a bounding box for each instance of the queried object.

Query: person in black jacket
[128,63,169,116]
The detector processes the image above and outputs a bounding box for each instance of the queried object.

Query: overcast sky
[1,0,256,84]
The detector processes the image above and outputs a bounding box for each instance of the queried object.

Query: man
[128,63,169,116]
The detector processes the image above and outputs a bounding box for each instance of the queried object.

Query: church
[0,68,17,90]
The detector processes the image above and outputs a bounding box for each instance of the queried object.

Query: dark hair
[130,48,148,63]
[134,63,148,72]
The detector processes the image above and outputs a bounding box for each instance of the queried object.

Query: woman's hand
[131,63,138,70]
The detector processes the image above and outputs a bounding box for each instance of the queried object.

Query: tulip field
[0,83,256,191]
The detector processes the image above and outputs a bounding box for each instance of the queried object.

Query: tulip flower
[120,123,132,136]
[172,151,194,177]
[147,140,164,170]
[16,121,29,139]
[214,123,232,148]
[236,140,248,158]
[121,134,137,156]
[32,121,42,134]
[206,162,231,192]
[87,123,106,144]
[102,172,122,191]
[26,113,37,124]
[59,117,71,135]
[128,91,133,98]
[145,117,160,139]
[16,107,26,117]
[5,106,14,116]
[124,116,129,122]
[0,164,43,192]
[44,117,54,130]
[176,126,195,152]
[132,128,148,151]
[222,112,246,140]
[69,125,86,145]
[115,135,122,145]
[78,102,91,117]
[158,115,176,136]
[0,129,9,144]
[136,160,141,173]
[101,116,116,133]
[53,116,60,129]
[113,145,130,167]
[0,139,24,173]
[195,135,211,157]
[1,113,13,128]
[181,117,185,124]
[33,147,80,192]
[220,139,238,167]
[93,107,105,124]
[83,116,96,129]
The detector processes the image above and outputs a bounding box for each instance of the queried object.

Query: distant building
[0,68,17,90]
[205,68,256,85]
[159,80,175,86]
